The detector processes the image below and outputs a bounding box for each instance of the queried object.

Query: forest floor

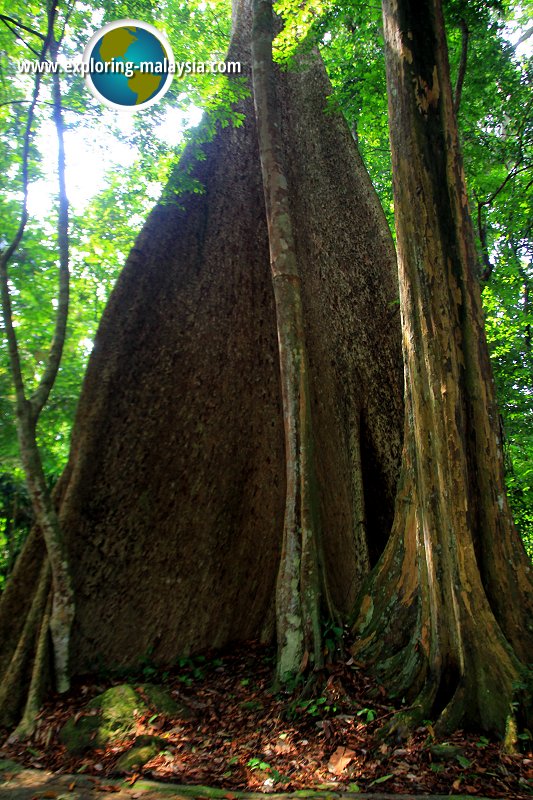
[1,643,531,799]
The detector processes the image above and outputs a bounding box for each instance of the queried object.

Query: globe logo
[83,20,174,111]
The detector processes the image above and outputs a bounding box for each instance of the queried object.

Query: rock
[59,683,186,754]
[114,735,168,773]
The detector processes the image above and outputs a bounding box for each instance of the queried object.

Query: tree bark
[251,0,323,683]
[1,0,403,728]
[352,0,533,737]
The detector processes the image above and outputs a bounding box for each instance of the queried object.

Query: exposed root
[13,592,52,741]
[0,558,50,730]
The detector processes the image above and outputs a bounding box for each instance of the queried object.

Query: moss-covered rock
[59,683,185,754]
[114,734,168,773]
[59,684,139,754]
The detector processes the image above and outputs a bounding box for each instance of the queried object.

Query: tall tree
[0,0,403,728]
[352,0,533,736]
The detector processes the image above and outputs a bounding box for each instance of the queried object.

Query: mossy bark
[352,0,533,736]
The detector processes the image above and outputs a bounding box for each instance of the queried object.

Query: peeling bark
[352,0,533,736]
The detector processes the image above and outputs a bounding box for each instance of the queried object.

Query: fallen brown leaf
[328,745,355,774]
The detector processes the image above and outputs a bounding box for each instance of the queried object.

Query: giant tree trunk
[352,0,533,737]
[0,0,403,728]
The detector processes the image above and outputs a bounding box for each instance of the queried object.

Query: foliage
[316,0,393,226]
[448,3,533,555]
[357,706,376,723]
[483,267,533,556]
[247,757,290,784]
[0,473,33,591]
[286,694,338,719]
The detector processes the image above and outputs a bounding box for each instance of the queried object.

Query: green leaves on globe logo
[83,20,175,111]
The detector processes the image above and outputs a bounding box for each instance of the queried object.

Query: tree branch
[522,272,531,351]
[1,18,42,58]
[474,159,531,282]
[514,25,533,50]
[0,17,55,420]
[30,37,70,418]
[1,2,75,700]
[0,13,45,40]
[0,98,85,114]
[482,163,530,207]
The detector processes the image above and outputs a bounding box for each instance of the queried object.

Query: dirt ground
[0,760,500,800]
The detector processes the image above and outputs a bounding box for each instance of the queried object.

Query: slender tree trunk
[0,16,73,733]
[251,0,323,682]
[352,0,533,737]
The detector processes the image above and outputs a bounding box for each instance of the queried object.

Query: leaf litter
[1,642,531,798]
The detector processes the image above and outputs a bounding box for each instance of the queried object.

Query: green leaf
[369,774,393,786]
